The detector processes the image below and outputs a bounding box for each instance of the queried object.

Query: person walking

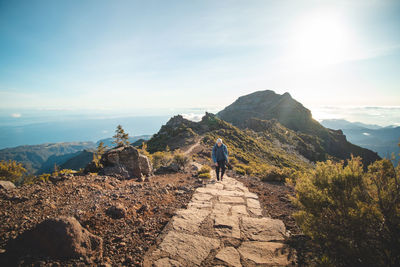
[212,138,229,181]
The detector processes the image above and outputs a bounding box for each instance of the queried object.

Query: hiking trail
[143,163,293,266]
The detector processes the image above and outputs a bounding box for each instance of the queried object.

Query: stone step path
[144,171,293,266]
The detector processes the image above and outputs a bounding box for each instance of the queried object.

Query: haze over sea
[0,105,398,149]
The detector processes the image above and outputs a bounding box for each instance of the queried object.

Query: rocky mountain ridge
[217,90,380,165]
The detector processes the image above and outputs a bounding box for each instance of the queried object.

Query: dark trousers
[215,160,226,181]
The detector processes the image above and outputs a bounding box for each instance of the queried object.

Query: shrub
[233,163,252,175]
[172,150,190,170]
[198,172,211,179]
[198,165,212,175]
[0,159,27,184]
[152,151,172,169]
[292,156,400,266]
[259,165,292,182]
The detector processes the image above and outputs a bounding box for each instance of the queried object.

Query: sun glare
[288,11,355,68]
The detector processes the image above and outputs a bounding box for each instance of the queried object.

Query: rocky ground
[0,157,313,266]
[0,173,200,266]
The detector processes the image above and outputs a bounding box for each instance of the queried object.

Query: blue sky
[1,0,400,123]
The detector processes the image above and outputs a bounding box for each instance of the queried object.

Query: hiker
[212,138,229,181]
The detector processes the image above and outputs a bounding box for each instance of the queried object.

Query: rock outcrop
[100,146,152,180]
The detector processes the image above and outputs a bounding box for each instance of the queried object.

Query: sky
[1,0,400,125]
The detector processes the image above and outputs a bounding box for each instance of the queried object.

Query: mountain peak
[217,90,315,133]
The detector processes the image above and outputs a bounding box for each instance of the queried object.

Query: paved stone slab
[154,257,183,267]
[231,205,248,216]
[192,193,214,202]
[195,187,220,195]
[159,231,219,265]
[206,183,224,190]
[213,203,232,215]
[248,207,263,216]
[241,217,286,241]
[238,241,290,265]
[247,198,261,210]
[172,208,210,233]
[244,191,258,199]
[215,246,242,267]
[188,201,213,209]
[214,214,240,239]
[219,196,245,204]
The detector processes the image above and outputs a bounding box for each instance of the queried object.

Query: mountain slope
[217,90,380,165]
[147,113,311,170]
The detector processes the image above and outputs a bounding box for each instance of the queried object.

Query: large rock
[16,216,102,260]
[0,180,16,190]
[100,145,152,179]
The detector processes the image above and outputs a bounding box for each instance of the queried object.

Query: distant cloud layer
[311,106,400,127]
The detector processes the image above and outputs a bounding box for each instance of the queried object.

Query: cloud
[11,113,21,118]
[182,113,203,122]
[310,106,400,127]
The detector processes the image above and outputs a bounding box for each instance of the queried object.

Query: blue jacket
[212,143,229,163]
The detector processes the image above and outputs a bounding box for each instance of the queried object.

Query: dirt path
[143,169,294,266]
[183,139,202,156]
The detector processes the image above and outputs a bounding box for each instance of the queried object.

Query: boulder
[100,146,152,180]
[0,180,16,190]
[15,216,102,260]
[154,163,180,175]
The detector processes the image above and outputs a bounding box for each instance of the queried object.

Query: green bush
[292,157,400,266]
[198,165,211,175]
[0,159,27,184]
[233,163,252,175]
[151,151,172,169]
[259,165,292,182]
[198,172,211,179]
[172,150,190,169]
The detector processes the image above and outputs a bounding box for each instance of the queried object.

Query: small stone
[106,203,127,219]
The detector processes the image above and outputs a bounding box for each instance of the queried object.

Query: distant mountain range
[0,135,151,174]
[321,119,399,161]
[0,116,169,149]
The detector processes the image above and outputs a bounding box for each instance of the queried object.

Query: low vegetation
[172,150,190,169]
[197,165,212,179]
[292,156,400,266]
[0,159,27,184]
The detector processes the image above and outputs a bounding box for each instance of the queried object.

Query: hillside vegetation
[293,156,400,266]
